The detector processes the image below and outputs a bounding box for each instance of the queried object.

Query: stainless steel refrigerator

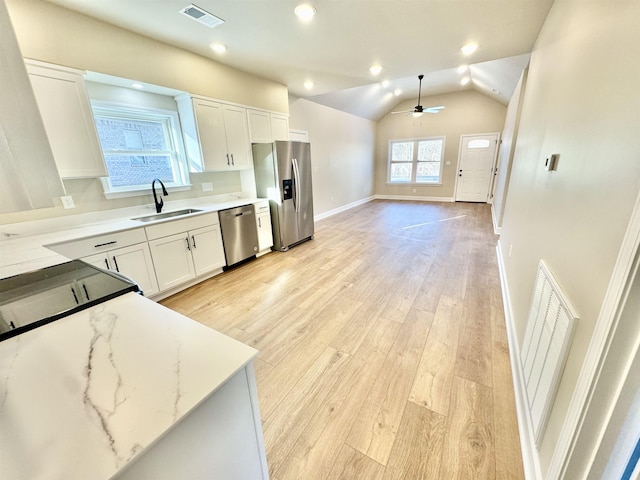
[252,141,314,251]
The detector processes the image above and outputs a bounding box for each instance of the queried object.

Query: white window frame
[387,136,445,185]
[91,101,191,199]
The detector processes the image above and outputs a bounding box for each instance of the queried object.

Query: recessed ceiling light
[210,43,227,53]
[460,76,471,86]
[461,42,478,56]
[369,65,383,76]
[131,83,144,89]
[304,80,314,90]
[457,65,468,74]
[294,4,316,21]
[394,89,402,96]
[381,80,390,88]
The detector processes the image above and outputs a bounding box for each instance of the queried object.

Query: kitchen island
[0,292,268,479]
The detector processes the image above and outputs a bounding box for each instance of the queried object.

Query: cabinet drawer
[145,212,219,241]
[46,228,147,259]
[254,200,269,213]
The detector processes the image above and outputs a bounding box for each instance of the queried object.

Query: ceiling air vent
[179,4,225,28]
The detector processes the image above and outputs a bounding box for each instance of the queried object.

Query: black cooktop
[0,260,139,342]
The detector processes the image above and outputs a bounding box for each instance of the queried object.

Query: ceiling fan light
[412,111,424,118]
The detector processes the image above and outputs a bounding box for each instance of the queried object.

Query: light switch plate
[201,182,213,191]
[545,154,559,171]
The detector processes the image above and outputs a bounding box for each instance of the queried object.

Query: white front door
[455,133,499,202]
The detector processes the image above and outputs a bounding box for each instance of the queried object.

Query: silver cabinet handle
[186,236,191,251]
[191,235,197,248]
[226,153,230,166]
[230,154,234,165]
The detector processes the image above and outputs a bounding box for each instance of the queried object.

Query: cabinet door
[83,244,159,297]
[149,233,195,291]
[189,225,226,276]
[82,252,111,271]
[193,99,229,171]
[247,109,272,143]
[26,61,106,178]
[223,104,251,169]
[111,243,159,297]
[256,212,273,252]
[270,114,290,141]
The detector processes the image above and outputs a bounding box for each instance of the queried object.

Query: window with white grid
[388,137,445,184]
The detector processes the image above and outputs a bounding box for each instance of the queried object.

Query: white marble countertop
[0,195,266,279]
[0,292,258,480]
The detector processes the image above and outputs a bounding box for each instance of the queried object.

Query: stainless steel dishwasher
[219,204,259,267]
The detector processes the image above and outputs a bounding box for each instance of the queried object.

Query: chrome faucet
[152,178,168,213]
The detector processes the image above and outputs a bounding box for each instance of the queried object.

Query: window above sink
[92,101,191,198]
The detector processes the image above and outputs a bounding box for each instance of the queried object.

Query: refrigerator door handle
[292,158,301,213]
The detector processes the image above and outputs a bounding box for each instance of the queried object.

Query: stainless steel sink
[132,208,203,223]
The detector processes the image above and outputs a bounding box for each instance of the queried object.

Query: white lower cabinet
[254,201,273,254]
[149,224,225,292]
[82,243,159,297]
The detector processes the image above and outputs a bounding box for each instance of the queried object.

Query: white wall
[491,68,528,233]
[288,97,376,217]
[498,0,640,475]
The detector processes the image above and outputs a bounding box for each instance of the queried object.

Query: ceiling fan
[391,74,445,117]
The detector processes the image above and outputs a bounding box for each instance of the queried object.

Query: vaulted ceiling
[43,0,554,120]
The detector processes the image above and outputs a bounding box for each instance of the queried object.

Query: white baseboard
[373,194,455,203]
[314,196,374,221]
[491,204,502,235]
[496,240,542,480]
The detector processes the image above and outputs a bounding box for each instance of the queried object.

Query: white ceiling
[43,0,553,120]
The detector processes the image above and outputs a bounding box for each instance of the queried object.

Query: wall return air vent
[179,4,224,28]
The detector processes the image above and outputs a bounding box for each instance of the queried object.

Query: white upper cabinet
[247,109,272,143]
[270,113,290,141]
[177,95,251,172]
[0,1,64,213]
[248,110,290,143]
[222,104,251,169]
[25,60,107,179]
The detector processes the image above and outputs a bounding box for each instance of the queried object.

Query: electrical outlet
[61,195,75,209]
[201,182,213,191]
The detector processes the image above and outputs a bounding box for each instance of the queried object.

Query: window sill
[386,182,443,187]
[103,184,192,200]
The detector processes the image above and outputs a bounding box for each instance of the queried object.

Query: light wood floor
[161,200,524,480]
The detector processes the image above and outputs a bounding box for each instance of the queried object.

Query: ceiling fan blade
[391,110,413,115]
[424,105,445,113]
